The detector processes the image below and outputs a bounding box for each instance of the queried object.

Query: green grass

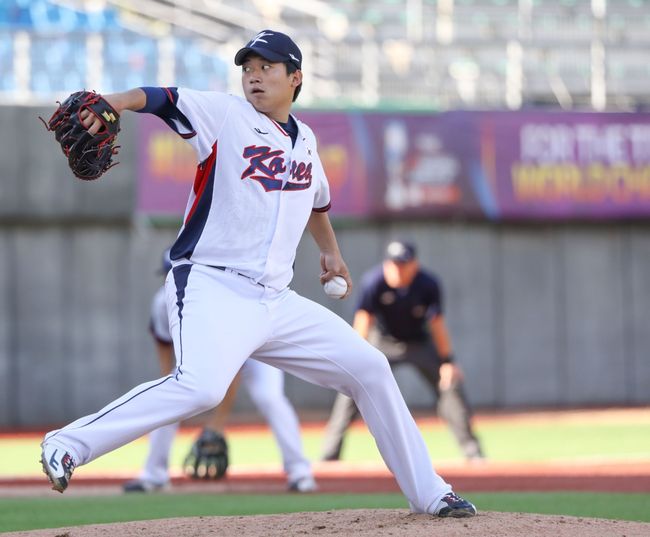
[3,417,649,476]
[1,493,406,533]
[0,492,649,533]
[328,420,650,464]
[474,492,650,522]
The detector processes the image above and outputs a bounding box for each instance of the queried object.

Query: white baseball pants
[239,360,312,484]
[45,264,451,513]
[138,360,311,485]
[139,422,178,485]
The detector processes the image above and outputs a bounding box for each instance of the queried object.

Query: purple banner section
[299,111,371,217]
[479,112,650,219]
[136,114,196,216]
[360,112,488,218]
[136,108,650,220]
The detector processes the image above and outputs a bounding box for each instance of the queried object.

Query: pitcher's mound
[4,509,649,536]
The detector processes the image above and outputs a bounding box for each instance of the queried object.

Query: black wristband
[439,354,455,363]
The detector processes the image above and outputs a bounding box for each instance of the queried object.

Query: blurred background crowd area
[0,0,649,110]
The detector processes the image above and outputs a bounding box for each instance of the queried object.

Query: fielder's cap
[385,240,417,263]
[234,30,302,70]
[159,248,172,275]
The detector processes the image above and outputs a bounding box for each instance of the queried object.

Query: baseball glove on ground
[41,90,120,180]
[183,428,229,480]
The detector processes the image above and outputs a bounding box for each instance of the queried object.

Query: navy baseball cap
[234,30,302,70]
[385,241,417,263]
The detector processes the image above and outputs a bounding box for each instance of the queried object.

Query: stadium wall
[1,107,649,427]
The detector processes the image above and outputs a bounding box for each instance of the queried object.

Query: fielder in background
[321,240,484,463]
[40,29,476,518]
[124,250,316,493]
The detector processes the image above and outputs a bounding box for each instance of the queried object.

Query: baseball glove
[183,428,229,480]
[40,90,120,180]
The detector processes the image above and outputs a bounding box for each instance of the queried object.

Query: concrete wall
[308,222,650,411]
[1,106,649,427]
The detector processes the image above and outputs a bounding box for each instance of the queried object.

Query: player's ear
[291,70,303,88]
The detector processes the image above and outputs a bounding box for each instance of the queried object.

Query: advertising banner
[361,112,492,218]
[480,112,650,219]
[136,109,650,220]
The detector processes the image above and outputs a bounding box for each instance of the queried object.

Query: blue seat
[0,32,15,90]
[104,33,158,91]
[175,38,228,90]
[30,34,86,94]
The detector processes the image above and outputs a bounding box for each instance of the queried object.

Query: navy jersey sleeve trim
[137,87,197,139]
[138,87,170,113]
[312,202,331,213]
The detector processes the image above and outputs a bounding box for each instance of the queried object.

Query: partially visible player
[123,250,316,493]
[41,30,476,518]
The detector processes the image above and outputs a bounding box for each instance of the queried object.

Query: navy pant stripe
[44,375,175,441]
[44,265,195,442]
[172,264,192,377]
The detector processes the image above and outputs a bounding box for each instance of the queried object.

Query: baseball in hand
[323,275,348,299]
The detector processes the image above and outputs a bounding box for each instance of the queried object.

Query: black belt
[212,266,264,287]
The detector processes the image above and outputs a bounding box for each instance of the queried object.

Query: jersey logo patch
[241,145,312,192]
[284,160,312,191]
[241,145,287,191]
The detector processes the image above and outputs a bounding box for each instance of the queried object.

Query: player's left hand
[319,252,352,298]
[439,362,464,391]
[40,90,121,180]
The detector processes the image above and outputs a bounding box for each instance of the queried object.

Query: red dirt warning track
[2,459,649,497]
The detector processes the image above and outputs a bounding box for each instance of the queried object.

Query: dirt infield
[4,510,650,537]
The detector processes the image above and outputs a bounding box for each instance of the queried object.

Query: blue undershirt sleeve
[137,87,172,115]
[135,87,196,138]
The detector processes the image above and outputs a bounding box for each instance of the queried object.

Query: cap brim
[234,46,288,65]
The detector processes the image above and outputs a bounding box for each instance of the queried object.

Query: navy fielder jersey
[357,265,444,343]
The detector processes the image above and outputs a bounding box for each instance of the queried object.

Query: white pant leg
[139,421,179,485]
[253,290,451,514]
[241,360,312,484]
[44,266,267,466]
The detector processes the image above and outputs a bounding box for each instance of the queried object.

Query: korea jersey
[140,87,331,290]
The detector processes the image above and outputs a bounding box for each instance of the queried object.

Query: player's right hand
[319,252,352,298]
